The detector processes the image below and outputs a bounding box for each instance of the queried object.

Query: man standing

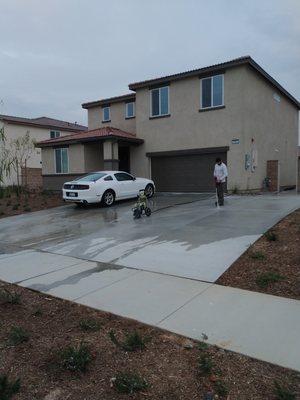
[214,158,228,206]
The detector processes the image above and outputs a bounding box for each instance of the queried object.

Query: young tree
[0,126,13,185]
[9,131,36,194]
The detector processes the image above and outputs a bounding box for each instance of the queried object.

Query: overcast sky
[0,0,299,126]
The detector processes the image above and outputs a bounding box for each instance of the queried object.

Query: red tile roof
[36,127,143,147]
[0,114,87,131]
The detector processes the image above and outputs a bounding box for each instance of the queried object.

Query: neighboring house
[0,115,87,189]
[37,56,300,192]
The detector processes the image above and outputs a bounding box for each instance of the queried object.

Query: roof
[128,56,300,109]
[36,126,143,147]
[82,93,136,109]
[0,114,87,132]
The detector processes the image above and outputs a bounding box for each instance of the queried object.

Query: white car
[62,171,155,206]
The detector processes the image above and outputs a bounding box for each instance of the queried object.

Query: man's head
[216,157,222,165]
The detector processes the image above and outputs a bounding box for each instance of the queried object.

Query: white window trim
[102,106,110,122]
[150,86,170,117]
[200,74,224,109]
[125,102,135,118]
[54,147,69,174]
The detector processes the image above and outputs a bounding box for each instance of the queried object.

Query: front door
[119,146,130,173]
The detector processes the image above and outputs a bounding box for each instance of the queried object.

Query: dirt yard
[217,208,300,300]
[0,281,299,400]
[0,190,64,219]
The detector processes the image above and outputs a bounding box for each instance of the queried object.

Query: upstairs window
[150,86,169,117]
[50,130,60,139]
[125,102,135,118]
[200,74,224,109]
[55,148,68,173]
[102,106,110,122]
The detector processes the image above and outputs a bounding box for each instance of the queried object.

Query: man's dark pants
[216,182,224,206]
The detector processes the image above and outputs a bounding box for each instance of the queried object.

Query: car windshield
[74,173,107,182]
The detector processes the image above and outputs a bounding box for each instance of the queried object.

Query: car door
[114,172,136,198]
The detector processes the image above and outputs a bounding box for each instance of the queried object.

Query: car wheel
[102,190,115,206]
[145,207,152,217]
[145,184,154,198]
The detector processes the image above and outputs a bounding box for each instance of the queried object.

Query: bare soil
[0,191,63,219]
[0,281,299,400]
[217,208,300,300]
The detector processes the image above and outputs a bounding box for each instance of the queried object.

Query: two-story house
[37,56,300,192]
[0,115,87,189]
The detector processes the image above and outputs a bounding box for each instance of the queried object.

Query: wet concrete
[0,192,299,282]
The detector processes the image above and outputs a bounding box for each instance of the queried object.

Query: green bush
[198,355,213,376]
[274,381,296,400]
[114,372,148,394]
[256,271,284,288]
[0,289,21,305]
[265,231,278,241]
[250,251,265,260]
[8,327,29,346]
[59,342,92,372]
[215,380,229,397]
[0,374,21,400]
[109,329,147,352]
[79,318,101,332]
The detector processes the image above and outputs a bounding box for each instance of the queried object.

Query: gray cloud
[0,0,299,125]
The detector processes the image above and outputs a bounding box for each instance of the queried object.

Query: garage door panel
[151,152,227,192]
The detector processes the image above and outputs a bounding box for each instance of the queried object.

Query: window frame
[200,74,224,110]
[125,102,135,119]
[102,106,111,122]
[50,130,60,139]
[114,172,134,182]
[150,86,170,118]
[54,147,69,174]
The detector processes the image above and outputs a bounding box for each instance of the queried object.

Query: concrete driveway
[0,192,299,282]
[1,192,300,371]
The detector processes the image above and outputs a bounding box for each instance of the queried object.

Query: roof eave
[36,135,144,148]
[82,93,136,109]
[1,118,87,132]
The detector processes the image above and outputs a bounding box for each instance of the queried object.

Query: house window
[102,106,110,122]
[50,130,60,139]
[55,148,68,173]
[125,102,135,118]
[200,74,224,109]
[150,86,169,117]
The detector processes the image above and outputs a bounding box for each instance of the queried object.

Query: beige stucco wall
[1,122,76,186]
[42,144,85,175]
[84,142,104,171]
[130,65,299,191]
[88,102,136,133]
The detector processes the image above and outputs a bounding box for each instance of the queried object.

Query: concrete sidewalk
[0,249,300,372]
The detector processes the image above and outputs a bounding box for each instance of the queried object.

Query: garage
[149,147,228,192]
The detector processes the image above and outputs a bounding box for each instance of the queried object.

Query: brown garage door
[150,148,228,192]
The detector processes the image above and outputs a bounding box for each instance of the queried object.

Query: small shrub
[198,355,213,376]
[114,372,148,394]
[0,289,21,305]
[198,342,209,351]
[8,326,29,345]
[265,231,277,241]
[79,318,101,332]
[0,374,21,400]
[32,308,43,317]
[256,271,285,289]
[274,381,296,400]
[12,204,19,211]
[23,206,31,212]
[0,211,4,216]
[109,329,147,352]
[59,342,91,372]
[215,380,229,397]
[250,251,265,260]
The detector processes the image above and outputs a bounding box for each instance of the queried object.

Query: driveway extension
[0,192,299,371]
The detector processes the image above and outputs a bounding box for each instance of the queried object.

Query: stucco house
[37,56,300,192]
[0,115,87,189]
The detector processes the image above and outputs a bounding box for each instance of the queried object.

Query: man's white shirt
[214,163,228,183]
